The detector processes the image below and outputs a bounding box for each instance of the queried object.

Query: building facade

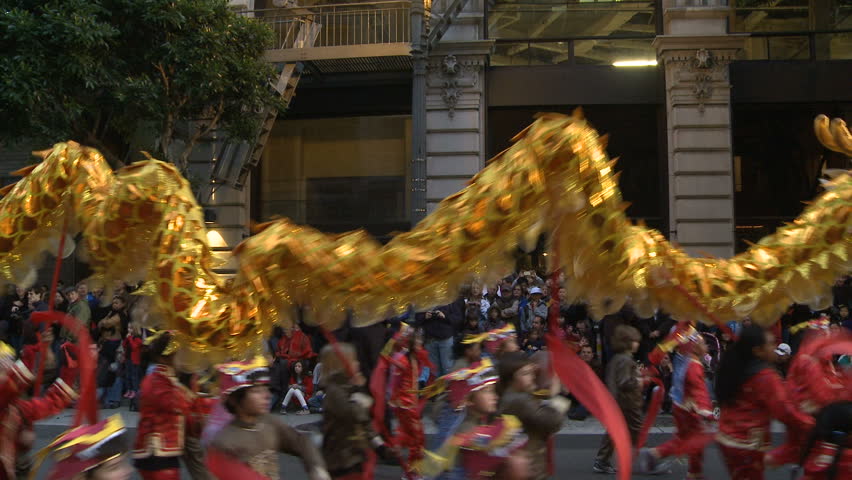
[1,0,850,280]
[249,0,850,262]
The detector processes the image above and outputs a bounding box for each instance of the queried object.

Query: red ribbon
[637,374,665,449]
[29,215,97,426]
[31,310,97,426]
[206,448,272,480]
[546,268,632,480]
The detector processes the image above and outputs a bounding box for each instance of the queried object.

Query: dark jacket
[498,389,565,480]
[417,298,465,340]
[605,352,643,411]
[321,372,381,476]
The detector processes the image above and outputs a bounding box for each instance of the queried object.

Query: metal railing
[242,1,411,49]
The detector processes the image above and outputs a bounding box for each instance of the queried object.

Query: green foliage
[0,0,284,170]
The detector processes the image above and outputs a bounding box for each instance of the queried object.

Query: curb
[35,408,788,436]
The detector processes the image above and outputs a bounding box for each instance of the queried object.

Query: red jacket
[0,378,77,479]
[718,367,814,451]
[388,350,429,410]
[675,358,714,418]
[132,364,195,458]
[122,335,143,365]
[0,361,33,412]
[277,331,315,362]
[21,344,38,373]
[801,440,852,480]
[59,342,79,386]
[787,354,852,415]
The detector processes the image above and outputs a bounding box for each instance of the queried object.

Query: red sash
[206,448,271,480]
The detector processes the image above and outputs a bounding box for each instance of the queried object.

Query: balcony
[243,1,413,73]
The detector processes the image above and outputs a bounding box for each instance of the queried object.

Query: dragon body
[0,112,849,363]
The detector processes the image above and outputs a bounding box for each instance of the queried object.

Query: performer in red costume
[430,415,529,480]
[132,331,208,480]
[798,401,851,480]
[30,414,133,480]
[0,341,78,480]
[418,358,529,480]
[767,326,852,468]
[0,342,33,410]
[58,340,80,387]
[386,326,433,474]
[640,324,715,479]
[714,324,814,480]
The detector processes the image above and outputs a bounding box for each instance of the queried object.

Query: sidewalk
[36,407,711,435]
[37,406,790,435]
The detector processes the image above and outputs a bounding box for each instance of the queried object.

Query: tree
[0,0,284,173]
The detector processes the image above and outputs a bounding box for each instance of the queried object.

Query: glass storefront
[259,115,412,242]
[487,0,658,66]
[731,102,852,251]
[488,105,666,234]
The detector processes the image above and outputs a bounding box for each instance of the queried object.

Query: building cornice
[430,40,495,58]
[653,34,748,55]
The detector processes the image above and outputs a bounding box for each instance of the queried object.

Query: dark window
[732,103,851,251]
[306,176,408,241]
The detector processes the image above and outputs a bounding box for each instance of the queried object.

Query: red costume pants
[394,406,425,465]
[138,468,180,480]
[655,407,709,477]
[719,445,765,480]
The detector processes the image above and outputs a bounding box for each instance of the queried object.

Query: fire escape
[209,1,416,190]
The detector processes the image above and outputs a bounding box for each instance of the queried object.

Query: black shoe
[593,460,617,474]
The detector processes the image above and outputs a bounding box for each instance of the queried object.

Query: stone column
[423,0,492,215]
[186,138,249,277]
[654,2,745,257]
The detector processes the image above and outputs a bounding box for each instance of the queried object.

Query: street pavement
[31,409,793,479]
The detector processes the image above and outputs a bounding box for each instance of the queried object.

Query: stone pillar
[423,0,492,215]
[186,138,249,277]
[654,2,745,257]
[410,0,429,224]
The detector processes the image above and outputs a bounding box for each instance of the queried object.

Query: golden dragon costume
[0,112,849,365]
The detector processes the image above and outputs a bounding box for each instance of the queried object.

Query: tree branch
[177,97,225,174]
[155,62,170,97]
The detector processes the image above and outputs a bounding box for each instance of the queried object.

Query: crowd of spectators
[0,271,849,416]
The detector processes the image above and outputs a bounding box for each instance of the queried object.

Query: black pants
[268,358,290,411]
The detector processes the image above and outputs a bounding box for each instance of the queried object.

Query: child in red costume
[715,324,814,480]
[641,324,715,479]
[798,401,851,480]
[419,358,528,480]
[122,325,144,399]
[30,414,133,480]
[132,331,209,480]
[0,341,78,480]
[767,327,852,468]
[387,327,433,473]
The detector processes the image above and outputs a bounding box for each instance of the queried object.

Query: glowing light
[612,60,658,67]
[206,230,228,248]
